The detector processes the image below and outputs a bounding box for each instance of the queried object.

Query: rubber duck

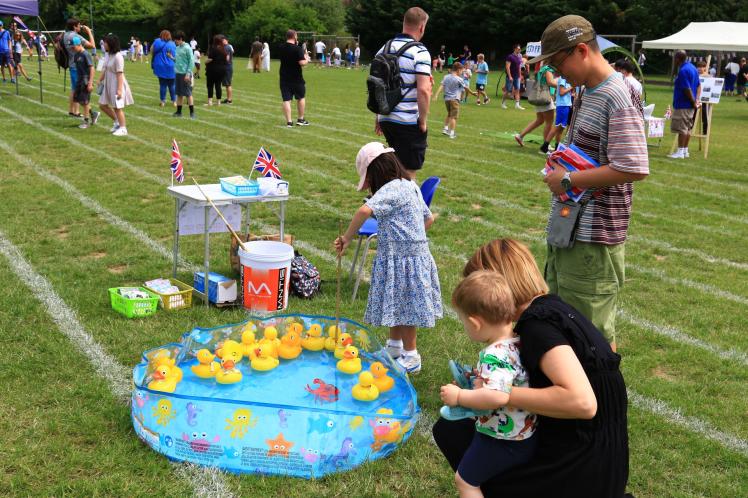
[191,349,219,379]
[286,322,303,335]
[301,323,325,351]
[241,329,258,358]
[251,345,280,372]
[148,364,180,392]
[369,361,395,393]
[324,325,343,351]
[259,327,281,358]
[278,331,302,360]
[336,345,362,374]
[152,356,183,383]
[217,339,244,365]
[352,371,380,401]
[334,333,354,360]
[215,357,243,384]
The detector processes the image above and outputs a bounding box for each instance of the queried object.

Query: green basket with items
[109,287,159,318]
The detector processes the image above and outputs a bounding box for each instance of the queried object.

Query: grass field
[0,57,746,497]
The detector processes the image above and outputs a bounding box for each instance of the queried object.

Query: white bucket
[238,241,295,312]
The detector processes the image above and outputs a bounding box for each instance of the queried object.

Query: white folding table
[167,184,289,306]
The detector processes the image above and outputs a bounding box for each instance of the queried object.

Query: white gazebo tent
[642,22,748,52]
[642,22,748,159]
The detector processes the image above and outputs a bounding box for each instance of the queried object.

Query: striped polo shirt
[551,73,649,245]
[375,34,432,126]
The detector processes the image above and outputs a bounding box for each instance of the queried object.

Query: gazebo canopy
[642,22,748,52]
[0,0,38,16]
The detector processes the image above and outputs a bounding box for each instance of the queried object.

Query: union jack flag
[13,17,29,31]
[170,139,184,183]
[253,146,281,179]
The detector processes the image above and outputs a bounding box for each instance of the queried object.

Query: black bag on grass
[290,252,320,298]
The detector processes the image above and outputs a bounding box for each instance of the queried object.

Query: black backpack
[290,253,320,298]
[54,33,69,70]
[366,39,421,115]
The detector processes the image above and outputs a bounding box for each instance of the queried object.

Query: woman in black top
[205,35,227,105]
[433,239,630,498]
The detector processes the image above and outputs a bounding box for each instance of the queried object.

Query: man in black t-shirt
[278,29,310,127]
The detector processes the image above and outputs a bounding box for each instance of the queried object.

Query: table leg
[245,203,251,237]
[172,198,180,278]
[280,201,285,241]
[203,205,210,307]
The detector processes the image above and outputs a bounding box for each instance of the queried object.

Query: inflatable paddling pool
[131,314,419,477]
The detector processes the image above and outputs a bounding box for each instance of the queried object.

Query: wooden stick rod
[192,178,249,252]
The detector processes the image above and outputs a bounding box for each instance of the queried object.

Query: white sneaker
[514,133,524,147]
[501,103,508,109]
[449,130,456,139]
[110,123,120,133]
[386,343,403,359]
[112,127,128,136]
[442,127,449,136]
[396,353,422,374]
[667,151,684,159]
[684,150,690,158]
[515,103,526,110]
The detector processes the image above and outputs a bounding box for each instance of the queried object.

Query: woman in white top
[724,58,740,95]
[97,34,134,136]
[261,42,270,72]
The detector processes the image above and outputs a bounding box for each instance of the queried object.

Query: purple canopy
[0,0,38,16]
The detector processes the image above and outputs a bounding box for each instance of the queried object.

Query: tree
[231,0,325,49]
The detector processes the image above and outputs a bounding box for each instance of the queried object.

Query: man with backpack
[369,7,432,179]
[61,18,95,117]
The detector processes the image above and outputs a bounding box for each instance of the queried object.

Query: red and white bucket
[238,241,295,312]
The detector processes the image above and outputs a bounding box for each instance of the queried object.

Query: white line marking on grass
[617,309,748,366]
[628,264,748,306]
[0,104,165,185]
[627,389,748,457]
[0,139,198,273]
[0,229,235,496]
[173,464,235,498]
[630,235,748,271]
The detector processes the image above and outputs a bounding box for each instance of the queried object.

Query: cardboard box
[193,272,237,304]
[229,232,294,274]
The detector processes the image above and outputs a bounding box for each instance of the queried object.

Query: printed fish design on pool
[307,414,336,434]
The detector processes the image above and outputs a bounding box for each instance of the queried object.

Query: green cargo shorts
[544,242,625,343]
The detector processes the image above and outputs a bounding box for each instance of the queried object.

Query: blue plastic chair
[349,176,441,300]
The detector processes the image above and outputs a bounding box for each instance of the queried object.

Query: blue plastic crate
[220,177,259,196]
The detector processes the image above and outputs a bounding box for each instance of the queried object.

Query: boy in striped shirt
[530,15,649,351]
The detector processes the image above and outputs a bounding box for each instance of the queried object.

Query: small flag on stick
[13,16,29,31]
[252,146,282,179]
[170,139,185,183]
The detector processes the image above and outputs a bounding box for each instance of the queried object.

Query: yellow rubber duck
[259,327,281,358]
[369,361,395,393]
[217,340,244,364]
[324,325,343,351]
[215,357,243,384]
[152,356,183,383]
[334,333,354,360]
[301,323,325,351]
[336,345,362,375]
[251,345,280,372]
[286,322,303,335]
[352,371,380,401]
[278,331,302,360]
[148,364,180,392]
[191,349,219,379]
[241,329,258,358]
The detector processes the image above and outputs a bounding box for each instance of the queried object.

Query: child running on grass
[433,62,477,139]
[474,53,490,105]
[440,270,537,498]
[334,142,442,374]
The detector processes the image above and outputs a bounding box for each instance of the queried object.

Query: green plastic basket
[109,287,159,318]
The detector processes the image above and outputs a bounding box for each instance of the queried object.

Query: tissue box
[193,272,237,304]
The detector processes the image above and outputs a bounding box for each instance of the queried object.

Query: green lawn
[0,58,746,497]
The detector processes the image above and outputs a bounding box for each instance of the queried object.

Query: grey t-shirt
[441,73,467,101]
[63,30,77,60]
[225,44,234,67]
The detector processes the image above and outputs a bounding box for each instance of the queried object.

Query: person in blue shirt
[0,21,16,83]
[668,50,700,159]
[474,53,490,105]
[151,30,177,107]
[547,75,573,151]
